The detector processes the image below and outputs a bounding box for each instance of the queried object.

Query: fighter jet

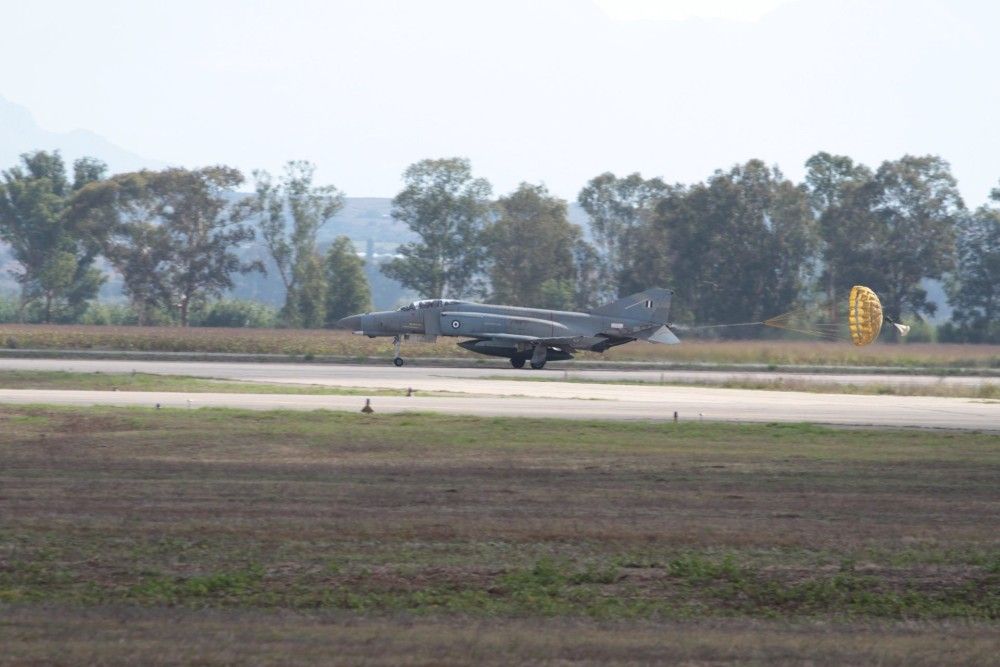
[335,287,679,368]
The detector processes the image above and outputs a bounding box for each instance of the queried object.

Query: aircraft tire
[393,357,405,367]
[529,361,546,370]
[510,358,526,369]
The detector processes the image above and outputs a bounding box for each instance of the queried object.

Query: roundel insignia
[451,319,461,329]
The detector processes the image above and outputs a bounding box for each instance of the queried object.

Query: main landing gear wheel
[529,344,548,370]
[510,358,526,369]
[393,357,405,367]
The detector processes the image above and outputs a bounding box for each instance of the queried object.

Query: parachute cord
[671,321,765,331]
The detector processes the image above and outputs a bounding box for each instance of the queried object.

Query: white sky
[594,0,798,22]
[1,0,997,205]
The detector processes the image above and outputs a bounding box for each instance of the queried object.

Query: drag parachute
[848,285,883,346]
[684,284,909,345]
[762,285,909,345]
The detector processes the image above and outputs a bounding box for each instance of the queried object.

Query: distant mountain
[0,96,164,175]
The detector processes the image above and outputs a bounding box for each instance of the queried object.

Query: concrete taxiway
[0,358,996,430]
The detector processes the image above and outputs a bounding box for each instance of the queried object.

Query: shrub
[78,303,140,326]
[189,300,280,328]
[0,296,19,324]
[902,319,936,343]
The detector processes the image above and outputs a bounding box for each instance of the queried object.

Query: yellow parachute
[757,285,909,345]
[848,285,883,346]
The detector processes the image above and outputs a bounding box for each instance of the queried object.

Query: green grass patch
[0,370,448,397]
[2,554,996,620]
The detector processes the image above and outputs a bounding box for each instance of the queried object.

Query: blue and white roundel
[451,319,461,329]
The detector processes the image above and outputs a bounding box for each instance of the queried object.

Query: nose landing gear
[510,357,526,369]
[392,335,405,367]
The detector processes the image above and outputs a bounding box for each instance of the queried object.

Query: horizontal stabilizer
[636,325,680,345]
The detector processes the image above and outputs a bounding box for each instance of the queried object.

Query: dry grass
[601,338,1000,369]
[2,324,999,368]
[495,374,1000,399]
[1,407,997,662]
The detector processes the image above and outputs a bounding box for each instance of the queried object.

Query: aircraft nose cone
[335,314,363,331]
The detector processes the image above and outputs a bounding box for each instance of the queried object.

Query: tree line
[0,153,370,327]
[383,156,998,343]
[1,150,998,342]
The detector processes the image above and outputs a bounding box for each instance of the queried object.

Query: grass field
[3,368,996,401]
[3,323,1000,368]
[489,374,1000,399]
[1,407,997,664]
[0,370,446,397]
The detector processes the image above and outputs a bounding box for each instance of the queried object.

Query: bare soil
[1,406,997,663]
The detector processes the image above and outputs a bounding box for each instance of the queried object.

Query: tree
[570,237,603,310]
[0,151,106,322]
[69,172,169,324]
[870,155,963,319]
[616,184,689,297]
[577,172,669,298]
[945,185,1000,342]
[294,252,327,328]
[73,166,261,326]
[805,153,963,322]
[324,236,371,325]
[804,152,877,319]
[105,221,172,326]
[382,158,491,299]
[252,161,344,327]
[484,183,583,308]
[627,161,816,330]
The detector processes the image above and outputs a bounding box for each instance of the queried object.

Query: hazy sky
[1,0,997,205]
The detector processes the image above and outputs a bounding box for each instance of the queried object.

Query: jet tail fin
[590,288,673,325]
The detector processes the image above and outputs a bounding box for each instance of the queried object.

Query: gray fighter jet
[335,287,679,368]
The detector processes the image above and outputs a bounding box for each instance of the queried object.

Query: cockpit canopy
[398,299,463,312]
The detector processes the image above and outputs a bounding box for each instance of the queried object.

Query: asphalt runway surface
[0,358,997,431]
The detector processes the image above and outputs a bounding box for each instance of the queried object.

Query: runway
[0,358,996,430]
[1,357,997,389]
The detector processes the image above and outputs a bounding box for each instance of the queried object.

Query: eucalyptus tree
[72,166,260,326]
[252,161,344,327]
[804,152,878,317]
[869,155,963,319]
[577,172,669,298]
[628,161,816,329]
[0,151,106,322]
[485,183,581,308]
[382,158,492,299]
[945,185,1000,341]
[324,235,371,325]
